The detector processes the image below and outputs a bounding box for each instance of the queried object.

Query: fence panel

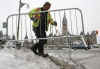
[6,8,84,41]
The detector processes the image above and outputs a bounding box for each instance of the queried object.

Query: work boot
[38,53,49,57]
[31,47,38,55]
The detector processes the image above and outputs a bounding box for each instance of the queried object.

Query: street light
[17,0,29,40]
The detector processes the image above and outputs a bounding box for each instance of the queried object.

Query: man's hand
[31,17,38,22]
[31,17,35,21]
[54,21,57,26]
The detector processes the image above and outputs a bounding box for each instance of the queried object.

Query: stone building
[62,13,68,35]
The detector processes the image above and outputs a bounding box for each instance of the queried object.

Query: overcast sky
[0,0,100,36]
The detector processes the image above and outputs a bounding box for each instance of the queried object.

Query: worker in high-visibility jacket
[29,2,57,57]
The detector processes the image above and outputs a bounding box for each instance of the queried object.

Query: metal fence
[6,8,84,41]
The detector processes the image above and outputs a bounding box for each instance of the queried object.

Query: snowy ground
[0,47,60,69]
[0,43,100,69]
[79,48,100,69]
[46,48,100,69]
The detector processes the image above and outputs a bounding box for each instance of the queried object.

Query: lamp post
[17,0,29,40]
[17,0,22,40]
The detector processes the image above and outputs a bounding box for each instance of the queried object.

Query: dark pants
[32,27,47,54]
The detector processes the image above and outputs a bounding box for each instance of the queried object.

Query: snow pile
[0,44,98,69]
[71,50,95,61]
[0,48,60,69]
[47,49,95,63]
[47,49,96,69]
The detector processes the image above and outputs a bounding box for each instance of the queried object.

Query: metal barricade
[6,8,86,49]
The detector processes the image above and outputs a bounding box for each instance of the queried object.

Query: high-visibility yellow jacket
[29,8,54,31]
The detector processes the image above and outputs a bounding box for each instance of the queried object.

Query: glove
[54,21,57,26]
[31,17,38,22]
[31,17,35,21]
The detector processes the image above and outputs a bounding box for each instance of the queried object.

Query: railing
[6,8,84,40]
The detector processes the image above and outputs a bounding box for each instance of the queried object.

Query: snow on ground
[46,49,95,63]
[0,44,100,69]
[79,48,100,69]
[80,55,100,69]
[47,48,100,69]
[0,47,60,69]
